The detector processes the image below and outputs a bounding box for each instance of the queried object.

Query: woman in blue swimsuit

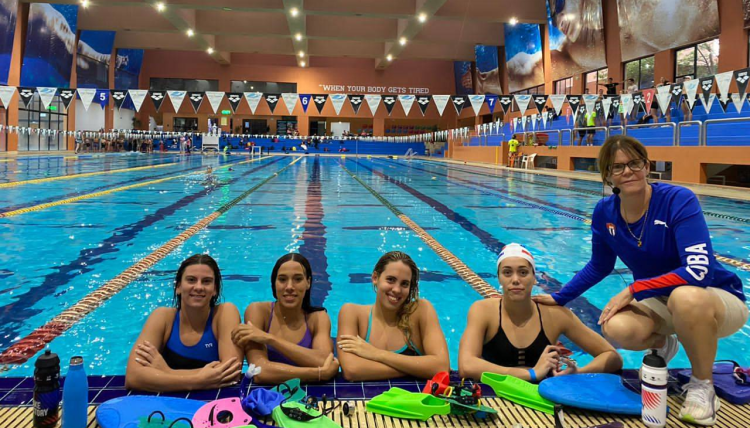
[125,254,243,392]
[232,253,339,384]
[337,251,450,381]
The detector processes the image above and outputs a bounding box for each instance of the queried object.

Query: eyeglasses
[610,159,647,176]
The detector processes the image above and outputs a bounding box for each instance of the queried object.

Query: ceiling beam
[375,0,448,69]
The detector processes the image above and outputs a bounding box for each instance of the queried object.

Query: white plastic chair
[521,153,536,169]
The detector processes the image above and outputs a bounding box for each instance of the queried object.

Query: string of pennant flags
[0,67,748,142]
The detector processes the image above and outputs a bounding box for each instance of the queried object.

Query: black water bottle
[33,350,61,428]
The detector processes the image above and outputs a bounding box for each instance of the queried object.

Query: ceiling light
[207,47,214,54]
[290,7,299,17]
[250,86,254,89]
[243,80,247,83]
[80,0,90,8]
[509,17,518,26]
[418,13,427,23]
[155,2,165,12]
[300,61,306,67]
[386,54,393,61]
[295,33,302,41]
[399,37,407,46]
[186,29,194,37]
[298,51,305,58]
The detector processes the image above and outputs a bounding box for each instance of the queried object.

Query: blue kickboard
[539,374,642,415]
[96,395,205,428]
[677,363,750,405]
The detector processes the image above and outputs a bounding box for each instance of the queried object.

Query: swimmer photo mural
[76,30,116,89]
[0,0,18,85]
[617,0,720,62]
[20,3,78,88]
[474,45,502,95]
[504,23,545,93]
[546,0,607,82]
[453,61,473,95]
[114,48,144,90]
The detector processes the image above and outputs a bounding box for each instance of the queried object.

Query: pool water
[0,153,748,376]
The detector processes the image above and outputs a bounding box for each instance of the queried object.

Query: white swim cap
[496,243,536,272]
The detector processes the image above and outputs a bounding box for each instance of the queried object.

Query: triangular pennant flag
[701,93,716,113]
[111,90,127,110]
[498,95,513,115]
[37,87,56,110]
[734,68,750,96]
[364,94,381,115]
[643,89,654,112]
[299,94,312,113]
[567,95,581,115]
[532,95,548,113]
[632,92,644,113]
[398,94,416,116]
[699,76,714,108]
[264,93,280,113]
[548,94,566,115]
[620,94,633,116]
[416,95,431,116]
[227,93,243,113]
[683,79,699,111]
[594,101,603,119]
[127,89,148,113]
[530,113,537,131]
[348,94,364,114]
[655,86,672,116]
[717,95,730,113]
[77,88,97,111]
[519,116,526,132]
[670,84,683,99]
[601,96,613,120]
[188,92,204,113]
[514,94,531,116]
[282,93,298,114]
[149,90,166,112]
[451,95,467,115]
[432,95,450,116]
[542,110,548,128]
[168,90,186,112]
[96,89,109,109]
[330,93,347,115]
[731,93,746,113]
[312,94,328,114]
[485,94,498,114]
[468,94,485,115]
[205,91,225,114]
[0,86,16,108]
[18,87,35,108]
[58,89,75,111]
[714,71,733,101]
[582,94,598,117]
[383,95,397,115]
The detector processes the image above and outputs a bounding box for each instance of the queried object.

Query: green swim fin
[366,387,451,421]
[271,401,341,428]
[480,372,554,415]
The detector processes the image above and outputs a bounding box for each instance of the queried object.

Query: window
[230,81,297,93]
[675,39,719,82]
[555,77,573,94]
[510,85,544,111]
[624,56,655,90]
[18,94,67,151]
[149,78,219,91]
[585,68,608,95]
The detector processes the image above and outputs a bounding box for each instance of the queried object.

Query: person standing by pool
[508,135,520,167]
[231,253,339,384]
[125,255,243,392]
[534,136,748,426]
[337,251,450,381]
[458,244,622,383]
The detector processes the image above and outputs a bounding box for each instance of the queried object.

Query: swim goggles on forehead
[549,0,565,20]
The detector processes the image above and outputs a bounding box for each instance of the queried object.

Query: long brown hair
[372,251,420,350]
[598,135,649,185]
[270,253,325,313]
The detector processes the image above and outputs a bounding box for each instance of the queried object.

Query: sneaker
[679,376,720,426]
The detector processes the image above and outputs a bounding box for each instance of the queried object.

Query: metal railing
[701,117,750,146]
[676,121,703,146]
[569,126,609,145]
[624,122,677,146]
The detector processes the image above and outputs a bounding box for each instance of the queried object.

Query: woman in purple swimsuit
[232,254,339,384]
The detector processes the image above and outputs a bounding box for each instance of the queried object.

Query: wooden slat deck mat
[2,397,748,428]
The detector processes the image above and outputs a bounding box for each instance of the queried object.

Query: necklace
[623,203,649,247]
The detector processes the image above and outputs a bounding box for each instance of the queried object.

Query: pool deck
[1,396,749,428]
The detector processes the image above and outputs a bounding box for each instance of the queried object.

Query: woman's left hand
[337,335,383,361]
[232,322,272,347]
[598,287,634,325]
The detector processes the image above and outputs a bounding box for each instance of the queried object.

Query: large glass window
[624,56,655,89]
[675,39,719,82]
[555,77,573,94]
[230,81,297,93]
[18,94,68,151]
[585,68,608,95]
[149,78,219,91]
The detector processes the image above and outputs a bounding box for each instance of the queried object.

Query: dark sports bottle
[33,349,61,428]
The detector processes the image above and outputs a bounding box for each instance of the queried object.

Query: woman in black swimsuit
[458,244,622,382]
